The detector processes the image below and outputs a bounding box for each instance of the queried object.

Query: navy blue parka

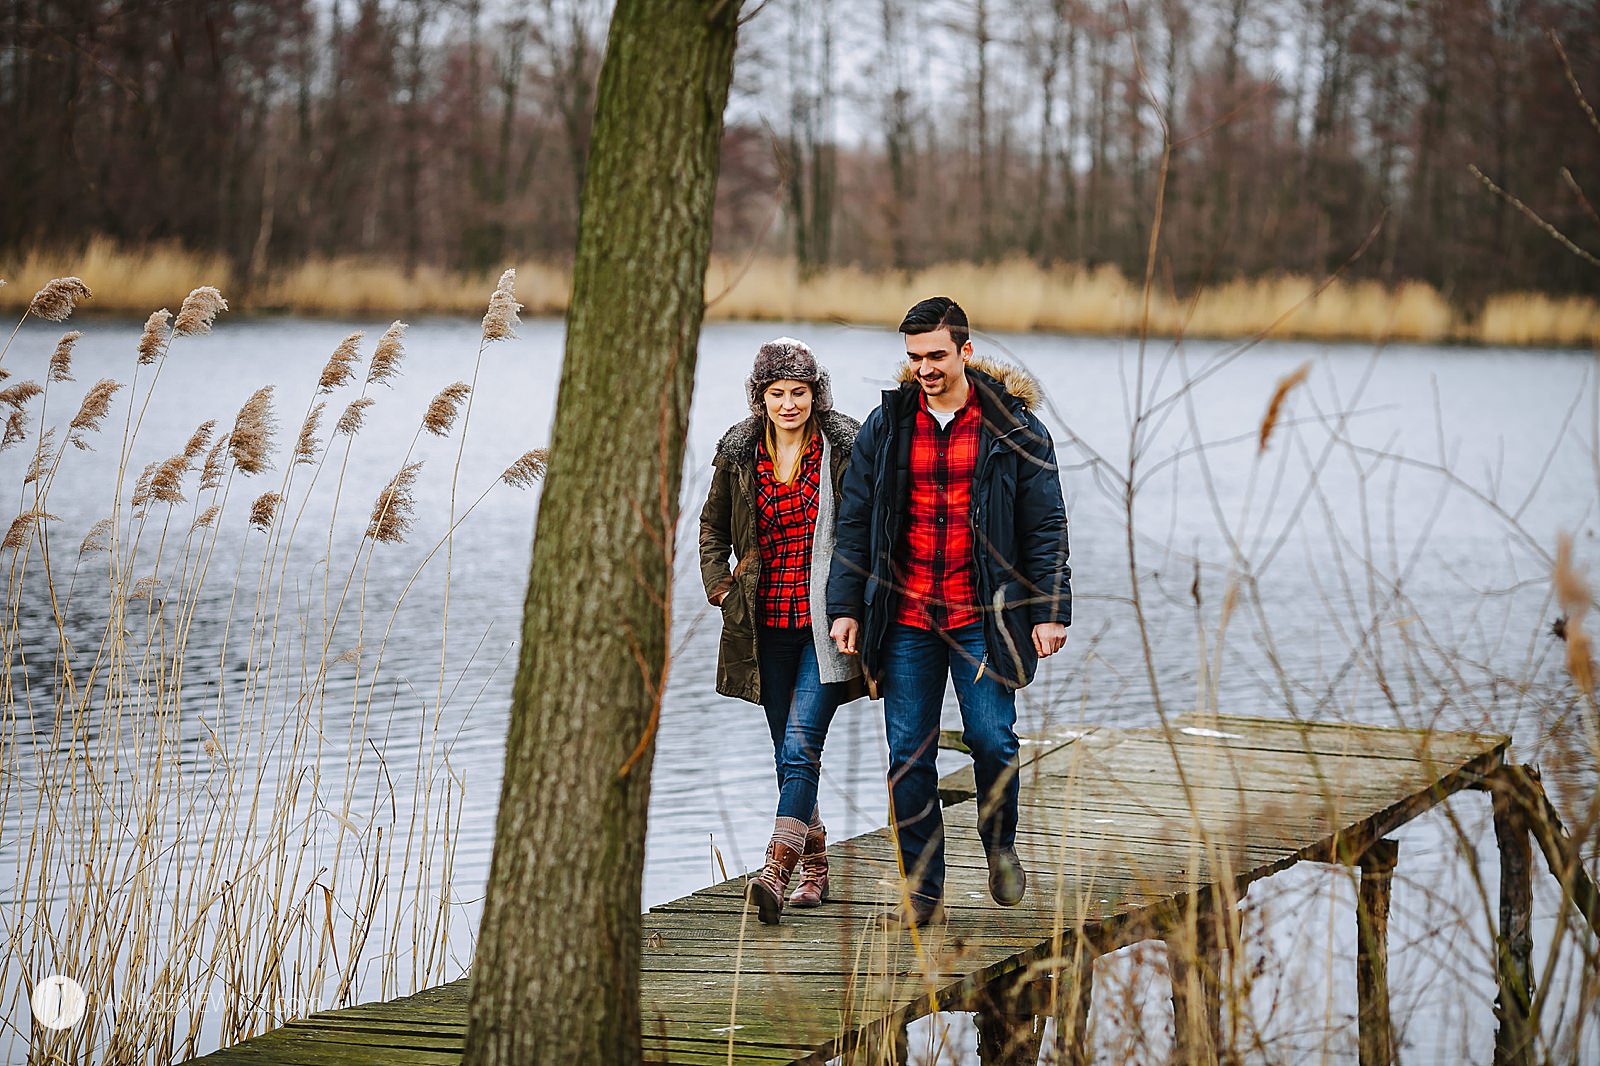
[825,358,1072,689]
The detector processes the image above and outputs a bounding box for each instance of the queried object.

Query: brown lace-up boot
[746,816,807,925]
[789,822,829,907]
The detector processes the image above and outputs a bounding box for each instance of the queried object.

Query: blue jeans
[882,621,1019,905]
[758,626,844,823]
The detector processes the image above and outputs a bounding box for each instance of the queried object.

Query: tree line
[3,0,1598,303]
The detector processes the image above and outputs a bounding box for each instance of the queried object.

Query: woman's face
[763,379,813,432]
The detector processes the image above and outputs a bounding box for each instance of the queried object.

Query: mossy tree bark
[462,2,741,1063]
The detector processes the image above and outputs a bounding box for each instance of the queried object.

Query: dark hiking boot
[876,898,946,929]
[987,845,1027,906]
[789,824,829,908]
[747,825,805,925]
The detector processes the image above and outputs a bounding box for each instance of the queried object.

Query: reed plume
[23,429,55,484]
[481,268,521,342]
[229,386,276,475]
[67,379,123,449]
[501,449,550,489]
[173,286,228,336]
[1,409,25,452]
[200,435,228,490]
[131,460,159,514]
[331,645,363,667]
[183,419,217,461]
[78,517,112,556]
[138,309,172,365]
[129,575,159,601]
[28,277,92,322]
[249,491,282,532]
[1258,362,1311,453]
[367,462,422,544]
[1555,532,1595,694]
[49,331,80,382]
[422,383,471,437]
[335,397,374,436]
[295,402,325,465]
[318,332,364,393]
[367,321,407,386]
[3,509,55,552]
[0,381,42,409]
[149,452,189,506]
[190,505,220,533]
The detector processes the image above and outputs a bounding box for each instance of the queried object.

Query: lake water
[1,315,1595,1062]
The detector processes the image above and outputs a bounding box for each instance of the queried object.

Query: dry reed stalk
[295,402,325,465]
[421,383,471,437]
[1258,363,1311,453]
[67,378,123,449]
[173,286,228,336]
[481,268,521,342]
[138,309,172,364]
[335,398,374,437]
[318,332,364,392]
[49,331,80,382]
[229,386,276,475]
[1555,532,1595,695]
[367,322,407,385]
[27,276,92,321]
[501,449,550,488]
[249,492,282,532]
[367,462,421,543]
[3,508,55,551]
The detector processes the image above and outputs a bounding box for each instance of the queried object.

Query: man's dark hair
[899,296,969,350]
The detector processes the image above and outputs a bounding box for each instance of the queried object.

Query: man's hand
[1032,622,1067,658]
[830,617,859,655]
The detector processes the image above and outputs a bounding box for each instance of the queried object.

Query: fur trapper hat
[746,336,834,417]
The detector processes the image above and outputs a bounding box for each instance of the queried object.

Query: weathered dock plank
[185,715,1509,1065]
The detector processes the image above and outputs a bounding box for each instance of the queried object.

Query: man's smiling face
[904,328,970,398]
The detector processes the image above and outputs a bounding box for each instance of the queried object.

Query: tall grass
[4,241,1599,347]
[0,273,543,1064]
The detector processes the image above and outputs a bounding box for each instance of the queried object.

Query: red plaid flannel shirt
[894,386,982,630]
[754,434,823,628]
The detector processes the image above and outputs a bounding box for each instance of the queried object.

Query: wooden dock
[189,712,1583,1065]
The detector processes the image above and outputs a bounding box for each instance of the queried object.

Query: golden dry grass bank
[4,241,1598,347]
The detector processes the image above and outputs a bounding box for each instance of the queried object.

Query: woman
[698,337,863,925]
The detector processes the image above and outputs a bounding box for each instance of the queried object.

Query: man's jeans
[882,622,1019,906]
[758,626,845,823]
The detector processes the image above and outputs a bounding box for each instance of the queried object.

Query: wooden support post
[1492,777,1536,1065]
[1049,948,1095,1066]
[1356,838,1398,1066]
[842,1016,909,1066]
[975,973,1045,1066]
[1166,901,1223,1065]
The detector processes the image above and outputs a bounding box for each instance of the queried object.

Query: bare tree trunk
[462,1,741,1064]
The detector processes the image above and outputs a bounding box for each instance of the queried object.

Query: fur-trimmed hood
[714,409,861,466]
[892,355,1042,412]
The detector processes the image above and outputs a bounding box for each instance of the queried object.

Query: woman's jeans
[882,622,1019,906]
[758,625,844,824]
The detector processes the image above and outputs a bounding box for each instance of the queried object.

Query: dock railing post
[1491,773,1536,1065]
[1355,838,1399,1066]
[974,970,1046,1066]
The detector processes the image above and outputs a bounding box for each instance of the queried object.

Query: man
[827,296,1071,928]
